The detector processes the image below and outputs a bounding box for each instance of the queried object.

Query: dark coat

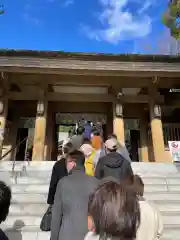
[51,167,99,240]
[47,158,68,205]
[0,229,9,240]
[95,152,133,183]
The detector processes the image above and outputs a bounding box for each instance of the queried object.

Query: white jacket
[136,200,163,240]
[84,200,163,240]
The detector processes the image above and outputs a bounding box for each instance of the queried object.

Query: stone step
[162,227,180,240]
[9,173,180,182]
[3,229,180,240]
[15,170,180,178]
[3,214,180,228]
[2,224,179,232]
[12,171,180,179]
[2,224,180,240]
[10,204,48,216]
[12,194,47,204]
[10,177,51,185]
[9,175,180,185]
[156,202,180,213]
[11,192,180,204]
[5,232,50,240]
[1,162,180,175]
[4,216,42,227]
[10,183,180,194]
[11,183,171,193]
[9,202,180,216]
[144,192,180,201]
[12,185,49,194]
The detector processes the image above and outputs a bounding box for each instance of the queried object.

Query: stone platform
[0,161,180,240]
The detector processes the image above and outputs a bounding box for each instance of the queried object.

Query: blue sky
[0,0,170,54]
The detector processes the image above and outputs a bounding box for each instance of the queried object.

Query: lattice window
[148,123,180,148]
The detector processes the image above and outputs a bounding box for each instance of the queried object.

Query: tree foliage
[162,0,180,40]
[0,4,4,15]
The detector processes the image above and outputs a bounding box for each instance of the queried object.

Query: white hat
[105,138,118,150]
[80,144,93,157]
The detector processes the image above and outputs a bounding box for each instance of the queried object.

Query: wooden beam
[10,72,180,89]
[118,94,164,104]
[10,73,152,88]
[0,56,180,77]
[9,92,114,102]
[1,66,180,78]
[9,92,164,103]
[47,93,114,102]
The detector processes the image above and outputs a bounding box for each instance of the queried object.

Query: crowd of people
[47,124,163,240]
[0,123,164,240]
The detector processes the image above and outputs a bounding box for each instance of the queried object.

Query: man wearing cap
[94,138,133,184]
[109,134,132,163]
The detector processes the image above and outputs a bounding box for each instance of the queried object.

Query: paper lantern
[0,101,4,115]
[37,100,45,116]
[115,104,123,117]
[154,105,161,118]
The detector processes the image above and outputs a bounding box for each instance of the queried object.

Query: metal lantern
[37,100,45,116]
[154,105,161,118]
[115,104,123,118]
[0,101,4,115]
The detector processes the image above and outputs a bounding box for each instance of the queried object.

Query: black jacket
[47,159,68,205]
[95,152,133,182]
[51,168,99,240]
[0,229,9,240]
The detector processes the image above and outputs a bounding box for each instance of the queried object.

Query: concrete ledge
[0,161,180,172]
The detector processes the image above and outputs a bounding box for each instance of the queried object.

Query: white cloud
[23,13,43,26]
[47,0,74,6]
[138,0,152,14]
[62,0,74,7]
[134,29,180,55]
[82,0,152,44]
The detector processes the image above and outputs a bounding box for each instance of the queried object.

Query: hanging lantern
[37,100,45,116]
[0,101,4,115]
[154,105,161,118]
[115,104,123,117]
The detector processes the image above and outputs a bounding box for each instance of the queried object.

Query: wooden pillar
[0,98,8,158]
[113,103,125,143]
[45,108,54,161]
[32,91,48,161]
[149,99,165,162]
[139,115,149,162]
[0,73,9,158]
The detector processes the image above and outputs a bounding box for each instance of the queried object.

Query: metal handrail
[0,136,29,173]
[12,136,28,173]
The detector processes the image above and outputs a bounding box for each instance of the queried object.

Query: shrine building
[0,49,180,163]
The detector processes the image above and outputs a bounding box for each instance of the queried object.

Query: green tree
[162,0,180,40]
[0,4,4,15]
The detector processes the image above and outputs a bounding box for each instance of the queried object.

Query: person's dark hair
[67,150,85,167]
[0,181,11,224]
[107,148,117,153]
[83,138,91,144]
[108,134,117,139]
[63,142,74,155]
[77,126,84,135]
[133,175,144,197]
[92,130,100,136]
[88,181,140,240]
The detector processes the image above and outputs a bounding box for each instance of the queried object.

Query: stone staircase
[0,161,180,240]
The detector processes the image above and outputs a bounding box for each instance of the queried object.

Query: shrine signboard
[168,141,180,162]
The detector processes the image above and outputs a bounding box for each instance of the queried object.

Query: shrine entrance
[124,119,140,162]
[54,113,107,160]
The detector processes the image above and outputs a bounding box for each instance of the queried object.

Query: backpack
[85,152,95,176]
